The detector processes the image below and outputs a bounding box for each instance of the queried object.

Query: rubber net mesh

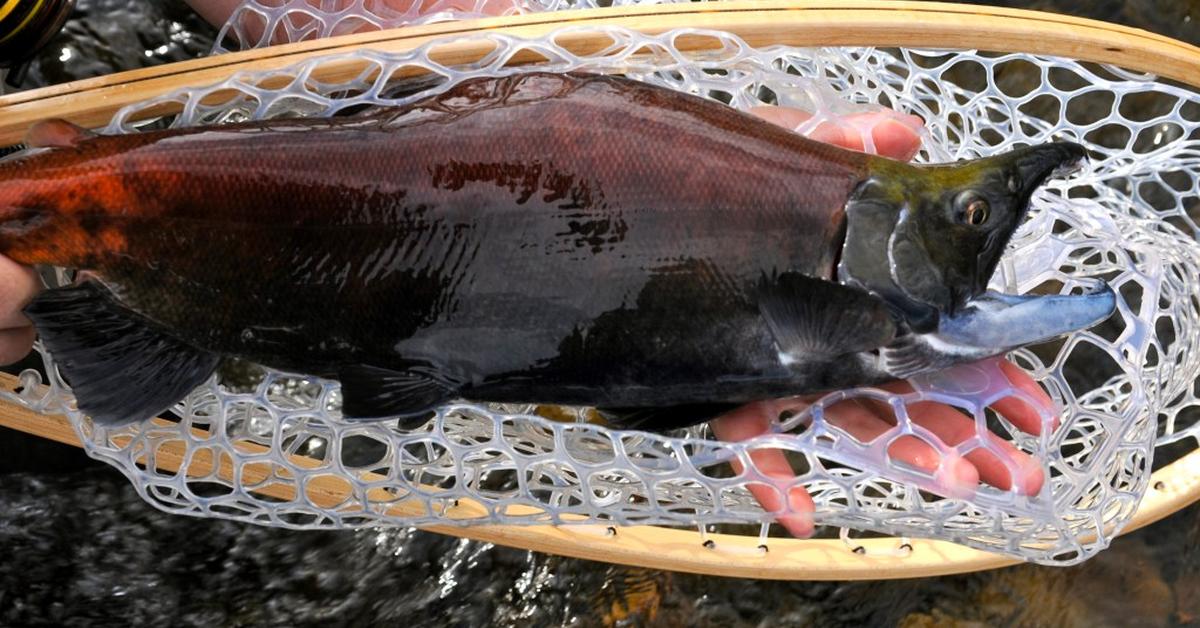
[211,0,704,52]
[8,22,1200,566]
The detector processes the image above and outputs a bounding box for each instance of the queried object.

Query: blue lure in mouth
[882,280,1117,379]
[935,280,1116,352]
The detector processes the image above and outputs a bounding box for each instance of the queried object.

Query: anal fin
[597,403,739,432]
[338,363,461,427]
[25,282,219,425]
[758,272,896,360]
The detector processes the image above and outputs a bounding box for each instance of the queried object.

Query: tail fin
[25,281,218,425]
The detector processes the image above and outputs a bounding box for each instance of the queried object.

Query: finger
[874,382,1044,495]
[413,0,519,14]
[0,256,40,329]
[749,106,924,161]
[839,112,925,160]
[907,399,1044,495]
[991,359,1060,436]
[746,105,857,151]
[746,105,815,133]
[0,326,35,366]
[710,402,815,538]
[867,117,924,162]
[887,435,979,498]
[463,0,521,15]
[822,398,979,497]
[183,0,244,29]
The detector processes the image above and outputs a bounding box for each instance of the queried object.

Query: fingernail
[872,119,922,161]
[896,112,927,132]
[1018,458,1047,496]
[939,455,979,500]
[782,488,815,538]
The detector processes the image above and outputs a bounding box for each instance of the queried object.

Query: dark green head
[838,143,1087,332]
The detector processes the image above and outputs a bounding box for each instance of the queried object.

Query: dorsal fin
[25,119,95,149]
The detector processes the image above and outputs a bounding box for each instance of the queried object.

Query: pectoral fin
[24,281,219,425]
[758,272,896,360]
[338,363,461,427]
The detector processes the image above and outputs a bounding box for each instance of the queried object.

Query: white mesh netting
[211,0,697,52]
[7,22,1200,566]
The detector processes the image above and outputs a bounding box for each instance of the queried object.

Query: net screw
[852,546,866,555]
[605,526,617,537]
[702,539,716,550]
[1154,481,1166,491]
[757,544,769,554]
[899,543,914,552]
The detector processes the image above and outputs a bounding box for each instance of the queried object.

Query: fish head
[838,142,1113,373]
[841,142,1086,322]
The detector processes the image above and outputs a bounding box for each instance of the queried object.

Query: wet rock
[907,534,1174,627]
[588,566,669,626]
[899,609,989,628]
[12,0,215,91]
[1173,505,1200,624]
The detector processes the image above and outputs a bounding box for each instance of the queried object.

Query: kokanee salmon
[0,72,1114,431]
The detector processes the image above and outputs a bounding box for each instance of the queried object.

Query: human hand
[712,107,1053,538]
[0,256,41,365]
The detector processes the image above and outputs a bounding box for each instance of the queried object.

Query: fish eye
[966,200,989,225]
[954,191,990,227]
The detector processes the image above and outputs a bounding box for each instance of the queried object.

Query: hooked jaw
[1004,142,1087,193]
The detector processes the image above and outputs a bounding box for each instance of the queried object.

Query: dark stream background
[2,1,1199,626]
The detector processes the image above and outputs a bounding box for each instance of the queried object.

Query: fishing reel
[0,0,75,88]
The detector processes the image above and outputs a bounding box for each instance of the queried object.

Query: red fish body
[0,72,1103,430]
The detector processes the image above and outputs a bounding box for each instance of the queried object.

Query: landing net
[210,0,700,52]
[8,22,1200,566]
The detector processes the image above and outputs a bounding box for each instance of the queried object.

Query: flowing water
[2,1,1199,626]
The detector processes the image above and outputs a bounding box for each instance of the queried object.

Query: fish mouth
[880,280,1115,380]
[933,279,1116,355]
